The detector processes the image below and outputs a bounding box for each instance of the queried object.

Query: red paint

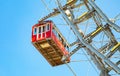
[32,21,52,42]
[32,20,70,61]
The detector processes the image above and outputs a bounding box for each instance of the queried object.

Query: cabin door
[37,26,42,40]
[41,26,46,38]
[37,25,47,40]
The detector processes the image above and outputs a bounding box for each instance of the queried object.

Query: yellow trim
[111,42,120,52]
[78,12,87,20]
[66,0,77,6]
[91,27,102,36]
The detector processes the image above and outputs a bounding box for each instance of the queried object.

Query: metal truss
[39,0,120,76]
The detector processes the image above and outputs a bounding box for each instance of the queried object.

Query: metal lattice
[39,0,120,76]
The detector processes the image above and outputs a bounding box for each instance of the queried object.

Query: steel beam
[84,48,106,71]
[61,45,82,62]
[88,0,120,32]
[56,0,120,73]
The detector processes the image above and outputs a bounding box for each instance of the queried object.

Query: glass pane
[34,28,37,34]
[47,24,50,30]
[43,26,46,32]
[39,27,41,33]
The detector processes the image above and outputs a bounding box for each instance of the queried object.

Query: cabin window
[47,24,50,31]
[38,27,41,33]
[43,26,46,32]
[34,27,37,35]
[52,28,57,36]
[63,42,66,48]
[61,38,64,44]
[58,34,61,41]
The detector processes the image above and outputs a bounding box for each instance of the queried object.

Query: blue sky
[0,0,120,76]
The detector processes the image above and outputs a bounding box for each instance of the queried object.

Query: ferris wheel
[31,0,120,76]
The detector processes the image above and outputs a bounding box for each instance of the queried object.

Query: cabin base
[32,38,69,66]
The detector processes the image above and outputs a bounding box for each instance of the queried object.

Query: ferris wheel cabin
[32,20,70,66]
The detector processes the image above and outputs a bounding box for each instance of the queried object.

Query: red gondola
[31,20,70,66]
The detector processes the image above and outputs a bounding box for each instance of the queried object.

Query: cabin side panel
[32,25,37,42]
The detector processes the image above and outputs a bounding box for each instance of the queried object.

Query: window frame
[33,27,37,35]
[46,23,50,31]
[42,25,46,33]
[38,26,42,34]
